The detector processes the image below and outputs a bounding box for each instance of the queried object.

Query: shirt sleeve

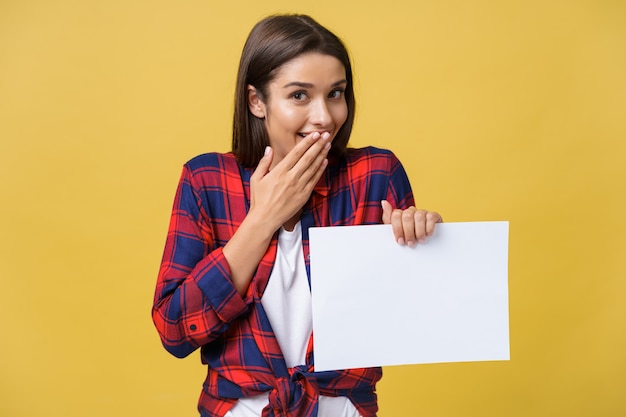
[152,164,250,358]
[385,151,415,209]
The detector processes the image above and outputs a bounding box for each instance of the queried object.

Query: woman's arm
[223,132,331,295]
[152,163,249,358]
[152,133,331,358]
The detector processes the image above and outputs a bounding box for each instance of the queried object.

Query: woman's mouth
[297,131,330,138]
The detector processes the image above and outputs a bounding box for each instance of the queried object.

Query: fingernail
[324,142,331,149]
[407,240,416,247]
[264,146,271,156]
[321,132,331,140]
[398,238,405,245]
[312,132,321,139]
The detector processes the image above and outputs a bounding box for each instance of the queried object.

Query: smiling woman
[231,15,357,170]
[151,13,442,417]
[247,52,348,167]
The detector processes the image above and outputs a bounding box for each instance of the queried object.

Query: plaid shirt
[153,146,415,417]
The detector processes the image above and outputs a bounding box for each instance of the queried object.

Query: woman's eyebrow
[283,81,313,88]
[282,79,348,89]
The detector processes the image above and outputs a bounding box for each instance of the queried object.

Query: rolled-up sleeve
[385,150,415,209]
[152,164,250,358]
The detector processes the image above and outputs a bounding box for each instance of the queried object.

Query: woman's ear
[247,85,266,119]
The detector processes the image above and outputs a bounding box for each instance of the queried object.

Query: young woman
[152,14,442,417]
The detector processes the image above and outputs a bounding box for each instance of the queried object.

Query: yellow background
[1,0,625,416]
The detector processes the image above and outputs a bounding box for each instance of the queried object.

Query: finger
[390,208,405,245]
[299,138,330,191]
[251,146,273,182]
[290,132,331,179]
[305,156,329,192]
[413,209,428,243]
[425,211,443,237]
[295,135,331,184]
[381,200,392,224]
[277,132,323,171]
[402,207,419,247]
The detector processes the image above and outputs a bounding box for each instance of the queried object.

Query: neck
[283,211,302,232]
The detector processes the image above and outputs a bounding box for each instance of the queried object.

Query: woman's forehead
[271,53,346,85]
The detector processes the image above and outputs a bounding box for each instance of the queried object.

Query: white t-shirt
[225,222,361,417]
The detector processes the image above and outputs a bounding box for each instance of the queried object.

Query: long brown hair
[232,14,355,168]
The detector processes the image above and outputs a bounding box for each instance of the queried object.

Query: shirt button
[189,324,197,331]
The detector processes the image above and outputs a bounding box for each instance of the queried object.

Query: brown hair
[232,14,355,167]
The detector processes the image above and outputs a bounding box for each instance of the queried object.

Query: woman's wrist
[242,207,281,240]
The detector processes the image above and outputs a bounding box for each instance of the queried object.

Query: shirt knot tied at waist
[263,365,319,417]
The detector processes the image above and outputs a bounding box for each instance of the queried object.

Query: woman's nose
[310,99,332,127]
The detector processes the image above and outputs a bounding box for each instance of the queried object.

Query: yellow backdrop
[1,0,625,416]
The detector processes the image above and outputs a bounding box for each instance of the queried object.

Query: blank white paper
[309,221,509,372]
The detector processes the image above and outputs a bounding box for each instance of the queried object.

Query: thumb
[251,146,273,181]
[381,200,392,224]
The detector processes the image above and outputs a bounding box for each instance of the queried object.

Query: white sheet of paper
[309,221,509,372]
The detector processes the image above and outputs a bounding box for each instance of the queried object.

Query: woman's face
[248,52,348,167]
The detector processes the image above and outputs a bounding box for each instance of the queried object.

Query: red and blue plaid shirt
[153,147,415,417]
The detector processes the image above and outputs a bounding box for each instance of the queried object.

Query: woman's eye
[291,91,307,101]
[329,89,344,99]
